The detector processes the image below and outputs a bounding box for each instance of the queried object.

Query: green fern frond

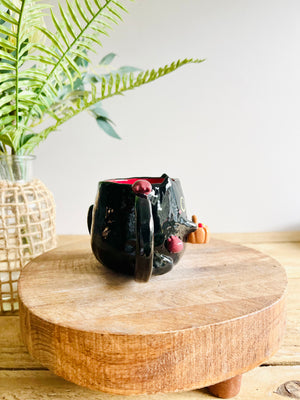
[18,58,204,154]
[21,0,131,129]
[40,1,128,83]
[0,0,51,150]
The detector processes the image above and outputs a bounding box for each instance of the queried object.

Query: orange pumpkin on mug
[187,215,210,244]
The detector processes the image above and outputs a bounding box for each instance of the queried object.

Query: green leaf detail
[99,52,116,65]
[96,117,121,139]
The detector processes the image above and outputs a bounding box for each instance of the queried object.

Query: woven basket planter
[0,179,56,313]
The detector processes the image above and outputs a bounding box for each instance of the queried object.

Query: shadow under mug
[88,174,196,282]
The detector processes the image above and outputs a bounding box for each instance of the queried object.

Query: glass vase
[0,155,35,183]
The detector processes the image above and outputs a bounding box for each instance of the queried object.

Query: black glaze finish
[88,174,196,281]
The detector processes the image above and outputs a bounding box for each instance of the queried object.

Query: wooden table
[0,233,299,399]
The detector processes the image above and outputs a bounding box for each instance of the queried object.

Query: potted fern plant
[0,0,203,313]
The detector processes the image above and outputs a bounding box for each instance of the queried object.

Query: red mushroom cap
[166,235,184,253]
[132,180,152,195]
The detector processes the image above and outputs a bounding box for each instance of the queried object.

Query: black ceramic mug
[88,174,197,282]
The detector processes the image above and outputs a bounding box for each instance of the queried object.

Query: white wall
[35,0,300,234]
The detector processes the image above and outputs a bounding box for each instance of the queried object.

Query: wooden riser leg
[207,375,242,398]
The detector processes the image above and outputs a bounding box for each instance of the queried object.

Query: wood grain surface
[0,232,299,400]
[18,238,287,395]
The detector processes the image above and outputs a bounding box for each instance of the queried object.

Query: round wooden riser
[18,238,287,397]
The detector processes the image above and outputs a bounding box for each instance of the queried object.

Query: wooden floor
[0,233,299,399]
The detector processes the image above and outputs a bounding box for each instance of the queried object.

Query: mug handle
[134,195,154,282]
[87,205,94,234]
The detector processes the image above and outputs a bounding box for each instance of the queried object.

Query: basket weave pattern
[0,179,56,313]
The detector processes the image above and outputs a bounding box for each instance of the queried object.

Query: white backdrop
[35,0,300,234]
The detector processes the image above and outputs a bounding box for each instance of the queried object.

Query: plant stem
[15,0,27,130]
